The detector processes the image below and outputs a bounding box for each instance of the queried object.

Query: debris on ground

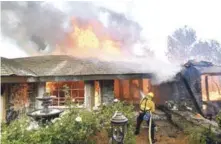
[136,108,221,144]
[136,120,188,144]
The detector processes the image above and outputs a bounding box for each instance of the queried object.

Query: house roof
[184,60,221,75]
[1,55,150,77]
[1,57,36,76]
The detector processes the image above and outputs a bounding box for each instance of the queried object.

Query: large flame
[53,18,128,60]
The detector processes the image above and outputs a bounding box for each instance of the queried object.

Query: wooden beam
[1,76,37,83]
[1,74,153,83]
[129,79,133,102]
[38,74,152,82]
[205,76,210,101]
[139,79,143,91]
[202,73,221,76]
[119,80,123,101]
[99,80,104,104]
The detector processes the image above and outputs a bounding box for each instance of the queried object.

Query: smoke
[103,56,182,85]
[1,1,142,55]
[1,1,181,84]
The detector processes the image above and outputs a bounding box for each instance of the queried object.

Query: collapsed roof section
[179,60,221,116]
[183,60,221,75]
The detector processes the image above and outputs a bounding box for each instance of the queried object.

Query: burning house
[1,55,221,121]
[152,60,221,117]
[180,60,221,116]
[0,55,154,121]
[1,2,221,122]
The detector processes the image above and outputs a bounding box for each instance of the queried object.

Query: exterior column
[129,79,133,102]
[84,81,95,110]
[100,80,114,104]
[36,82,46,109]
[94,81,101,107]
[0,84,7,122]
[119,80,123,101]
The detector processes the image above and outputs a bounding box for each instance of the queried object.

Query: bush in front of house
[1,108,99,144]
[185,125,221,144]
[96,101,136,144]
[215,110,221,128]
[1,101,136,144]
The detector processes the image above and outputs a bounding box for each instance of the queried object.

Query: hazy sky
[1,0,221,60]
[96,0,221,60]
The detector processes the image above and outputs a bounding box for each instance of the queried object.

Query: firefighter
[135,92,156,143]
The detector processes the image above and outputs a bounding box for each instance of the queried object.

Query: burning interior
[2,58,221,119]
[201,75,221,115]
[2,64,221,118]
[44,79,152,107]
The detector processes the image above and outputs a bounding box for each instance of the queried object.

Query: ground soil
[136,121,189,144]
[94,120,189,144]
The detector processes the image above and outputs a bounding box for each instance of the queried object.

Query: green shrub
[96,102,136,144]
[185,126,219,144]
[1,109,99,144]
[1,101,136,144]
[215,110,221,128]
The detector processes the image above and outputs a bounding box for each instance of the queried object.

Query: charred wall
[152,75,197,112]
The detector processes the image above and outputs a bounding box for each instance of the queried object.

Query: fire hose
[149,111,152,144]
[139,90,153,144]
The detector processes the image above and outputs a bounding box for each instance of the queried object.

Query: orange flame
[54,18,126,59]
[201,75,221,101]
[11,84,29,110]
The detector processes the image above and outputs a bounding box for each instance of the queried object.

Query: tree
[191,40,221,64]
[166,25,197,63]
[166,25,221,65]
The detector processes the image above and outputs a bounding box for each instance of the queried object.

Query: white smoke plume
[100,55,182,85]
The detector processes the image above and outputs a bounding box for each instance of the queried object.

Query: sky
[96,0,221,60]
[1,0,221,60]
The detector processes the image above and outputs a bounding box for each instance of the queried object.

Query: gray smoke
[1,1,181,84]
[1,1,142,55]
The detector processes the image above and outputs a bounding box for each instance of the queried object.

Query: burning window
[46,81,84,106]
[114,79,151,103]
[201,75,221,101]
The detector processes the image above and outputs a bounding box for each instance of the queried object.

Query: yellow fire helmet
[147,92,154,98]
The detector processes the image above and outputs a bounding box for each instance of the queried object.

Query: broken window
[201,75,221,115]
[202,75,221,101]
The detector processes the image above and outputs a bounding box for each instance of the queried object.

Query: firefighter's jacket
[140,96,155,112]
